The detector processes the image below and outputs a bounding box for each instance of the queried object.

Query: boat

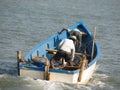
[17,20,100,84]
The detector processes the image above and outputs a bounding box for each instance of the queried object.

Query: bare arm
[82,32,87,35]
[50,58,55,68]
[79,31,87,35]
[59,28,70,34]
[68,49,74,66]
[71,49,74,61]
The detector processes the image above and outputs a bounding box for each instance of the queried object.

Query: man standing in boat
[50,36,77,68]
[59,28,87,52]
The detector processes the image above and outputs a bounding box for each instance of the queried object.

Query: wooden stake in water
[17,50,21,76]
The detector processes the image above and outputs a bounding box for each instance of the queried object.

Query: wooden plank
[46,49,84,56]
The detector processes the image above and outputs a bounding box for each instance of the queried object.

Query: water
[0,0,120,90]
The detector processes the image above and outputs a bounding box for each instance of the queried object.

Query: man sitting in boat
[59,28,87,52]
[50,36,77,68]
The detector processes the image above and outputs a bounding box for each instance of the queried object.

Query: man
[59,28,87,51]
[50,36,77,68]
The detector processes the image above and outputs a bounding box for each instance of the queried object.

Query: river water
[0,0,120,90]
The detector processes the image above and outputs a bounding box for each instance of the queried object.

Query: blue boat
[17,20,100,84]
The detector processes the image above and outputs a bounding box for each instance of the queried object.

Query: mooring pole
[17,50,21,76]
[91,27,96,59]
[44,60,50,80]
[78,55,86,82]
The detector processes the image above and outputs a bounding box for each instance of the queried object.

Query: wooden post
[37,50,39,56]
[44,60,50,80]
[17,50,21,76]
[47,43,49,49]
[78,55,86,82]
[91,27,96,59]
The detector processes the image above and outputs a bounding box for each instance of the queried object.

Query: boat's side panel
[49,72,79,83]
[20,68,44,80]
[20,68,78,83]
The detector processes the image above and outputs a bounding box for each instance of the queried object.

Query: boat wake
[0,63,114,90]
[87,65,114,90]
[0,74,92,90]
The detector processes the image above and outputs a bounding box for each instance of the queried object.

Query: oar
[91,27,96,59]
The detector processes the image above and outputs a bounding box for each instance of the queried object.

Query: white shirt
[58,39,75,60]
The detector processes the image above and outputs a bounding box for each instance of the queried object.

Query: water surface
[0,0,120,90]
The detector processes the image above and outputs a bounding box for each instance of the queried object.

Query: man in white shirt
[50,36,77,68]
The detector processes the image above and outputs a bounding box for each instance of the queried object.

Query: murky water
[0,0,120,90]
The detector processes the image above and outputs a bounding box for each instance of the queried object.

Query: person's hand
[58,28,65,34]
[82,32,87,35]
[63,28,68,31]
[58,31,61,34]
[50,65,55,68]
[79,31,87,35]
